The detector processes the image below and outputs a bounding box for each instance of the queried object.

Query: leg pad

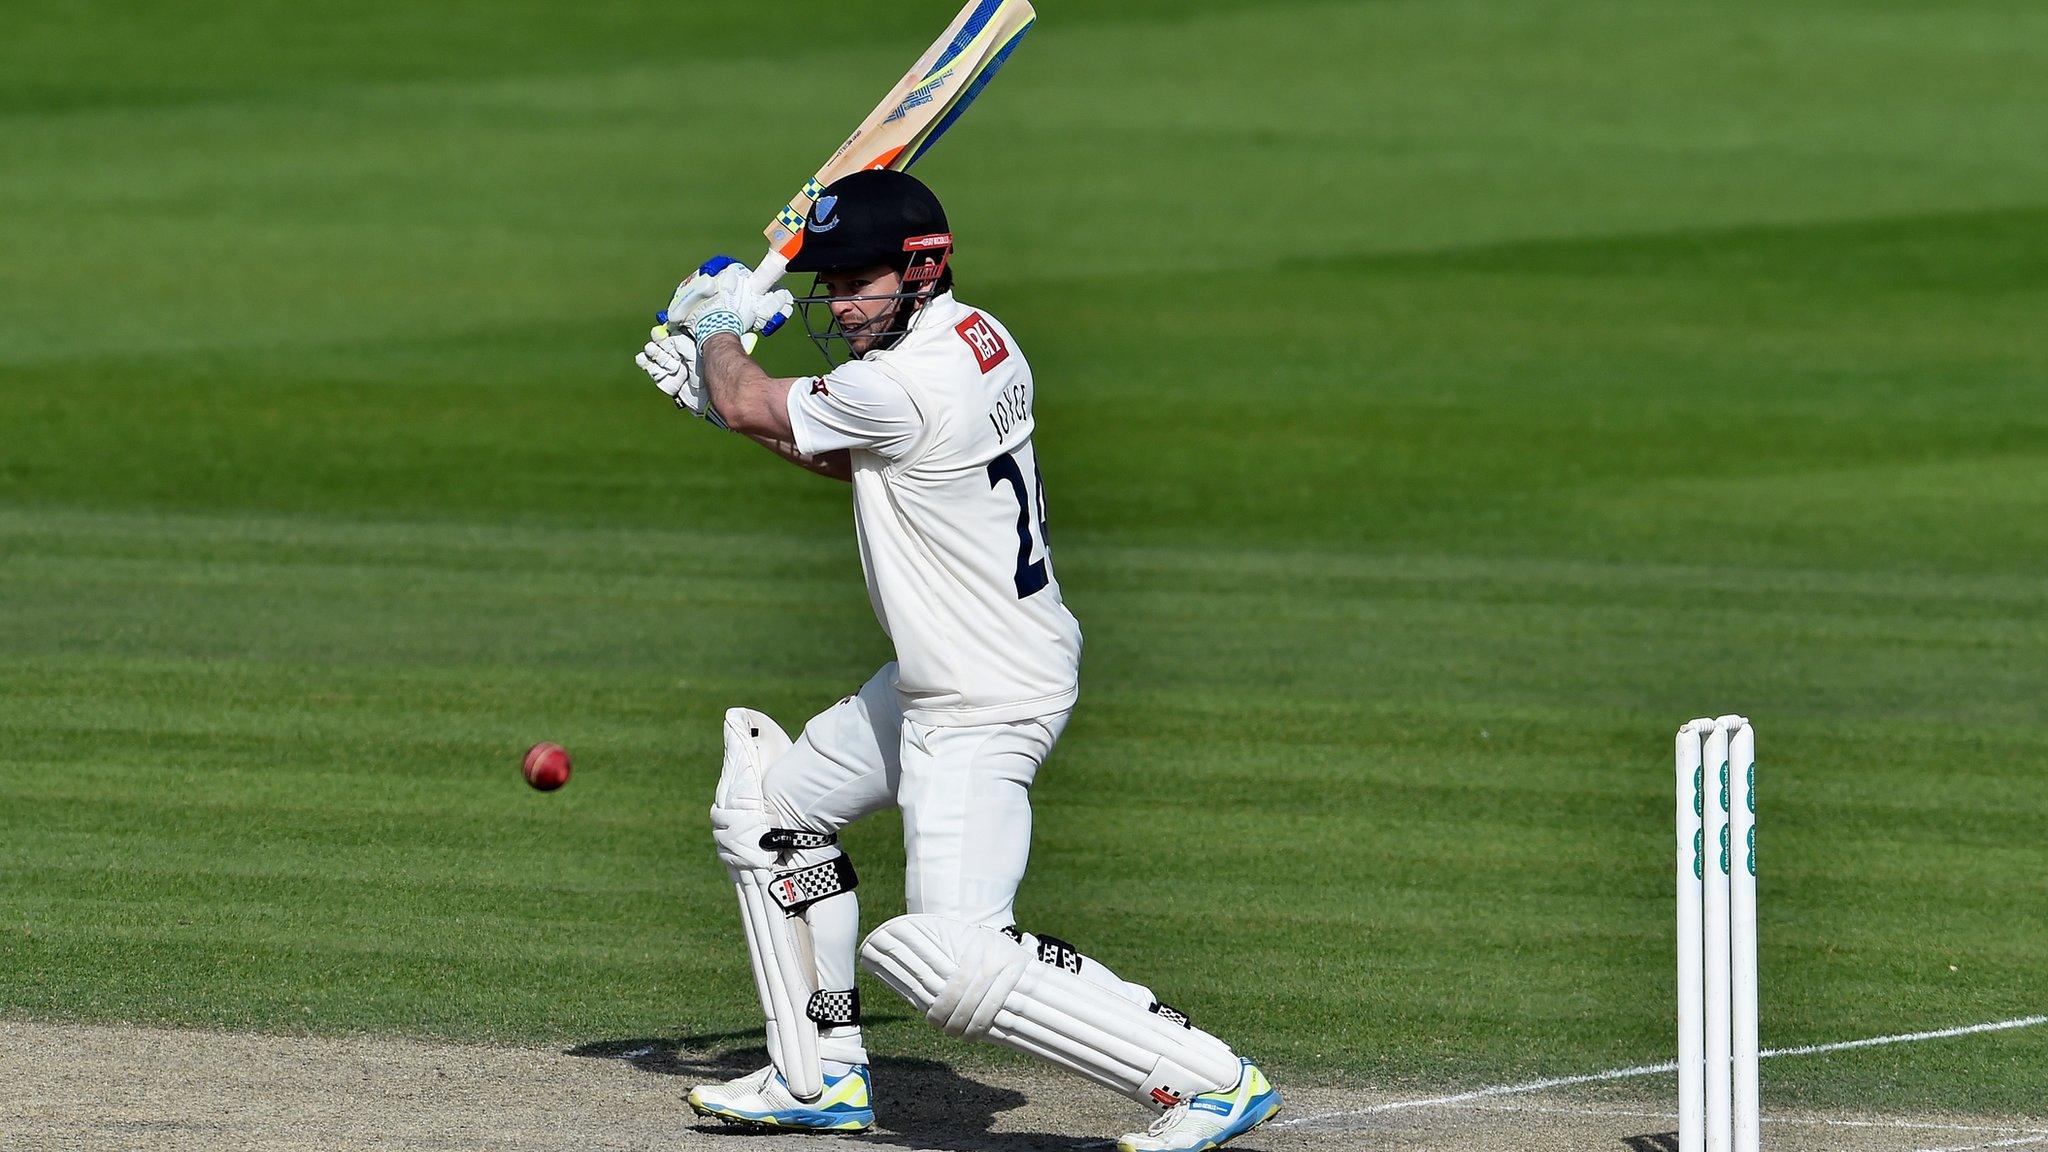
[718,708,824,1101]
[860,914,1241,1110]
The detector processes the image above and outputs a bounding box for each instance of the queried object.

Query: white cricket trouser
[759,663,1068,1054]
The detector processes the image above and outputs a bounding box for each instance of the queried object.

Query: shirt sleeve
[784,359,925,460]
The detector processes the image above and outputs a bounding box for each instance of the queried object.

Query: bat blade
[670,0,1036,331]
[762,0,1036,262]
[899,10,1034,169]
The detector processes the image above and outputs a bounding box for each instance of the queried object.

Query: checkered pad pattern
[805,988,861,1027]
[1032,933,1085,974]
[1149,1001,1192,1029]
[770,856,858,914]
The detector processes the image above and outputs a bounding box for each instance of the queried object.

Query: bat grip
[748,250,794,338]
[747,250,791,295]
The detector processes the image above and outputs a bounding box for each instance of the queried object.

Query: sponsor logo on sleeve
[810,378,831,395]
[954,313,1009,373]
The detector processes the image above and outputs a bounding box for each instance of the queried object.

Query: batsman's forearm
[704,334,770,432]
[699,333,786,438]
[699,333,756,417]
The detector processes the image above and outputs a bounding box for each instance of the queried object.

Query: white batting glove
[734,284,797,337]
[709,259,795,337]
[664,258,749,335]
[635,333,727,427]
[663,256,793,339]
[689,305,747,344]
[636,331,696,403]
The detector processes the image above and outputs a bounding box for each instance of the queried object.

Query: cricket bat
[655,0,1036,342]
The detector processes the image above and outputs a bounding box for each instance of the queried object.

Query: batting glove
[689,306,747,345]
[732,282,797,337]
[662,256,793,339]
[663,257,748,334]
[636,333,727,428]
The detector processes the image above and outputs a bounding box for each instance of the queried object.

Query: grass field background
[4,0,2045,1118]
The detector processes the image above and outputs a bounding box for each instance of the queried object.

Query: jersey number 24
[986,449,1050,598]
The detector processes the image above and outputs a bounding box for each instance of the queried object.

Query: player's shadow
[567,1029,768,1079]
[568,1031,1103,1150]
[1623,1134,1679,1152]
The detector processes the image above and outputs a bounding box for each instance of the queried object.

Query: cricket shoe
[686,1062,874,1132]
[1117,1059,1281,1152]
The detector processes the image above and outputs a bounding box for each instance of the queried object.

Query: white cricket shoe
[686,1062,874,1132]
[1118,1059,1281,1152]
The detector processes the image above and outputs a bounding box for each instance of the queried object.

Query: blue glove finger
[761,312,787,338]
[697,254,742,277]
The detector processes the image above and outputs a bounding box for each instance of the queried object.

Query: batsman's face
[819,265,904,355]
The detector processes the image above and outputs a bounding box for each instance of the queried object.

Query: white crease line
[1767,1115,2048,1138]
[1272,1014,2048,1131]
[1454,1103,1677,1122]
[1270,1060,1682,1128]
[1765,1017,2048,1058]
[1449,1100,2048,1137]
[1911,1135,2048,1152]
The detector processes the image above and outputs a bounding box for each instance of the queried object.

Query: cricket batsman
[635,169,1281,1152]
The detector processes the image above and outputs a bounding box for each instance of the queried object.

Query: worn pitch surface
[6,1022,2046,1152]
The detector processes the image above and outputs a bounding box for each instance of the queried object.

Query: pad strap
[1001,927,1089,977]
[806,987,861,1028]
[1150,1000,1191,1028]
[760,828,838,852]
[771,856,858,915]
[1031,932,1084,974]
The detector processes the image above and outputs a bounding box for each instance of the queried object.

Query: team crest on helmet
[810,195,841,232]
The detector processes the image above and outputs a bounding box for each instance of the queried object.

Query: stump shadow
[1623,1134,1679,1152]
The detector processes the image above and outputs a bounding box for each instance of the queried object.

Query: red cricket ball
[522,742,571,791]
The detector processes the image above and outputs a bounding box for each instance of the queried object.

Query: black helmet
[787,169,951,280]
[789,170,955,364]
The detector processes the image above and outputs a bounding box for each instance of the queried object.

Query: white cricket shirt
[784,292,1081,726]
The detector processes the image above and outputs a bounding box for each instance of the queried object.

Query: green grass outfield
[5,0,2046,1118]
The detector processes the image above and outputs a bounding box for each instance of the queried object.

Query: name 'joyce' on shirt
[987,379,1030,440]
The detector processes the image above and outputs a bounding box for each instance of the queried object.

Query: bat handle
[745,249,794,338]
[747,250,791,295]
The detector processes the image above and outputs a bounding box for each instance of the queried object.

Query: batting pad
[860,914,1241,1109]
[716,708,823,1101]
